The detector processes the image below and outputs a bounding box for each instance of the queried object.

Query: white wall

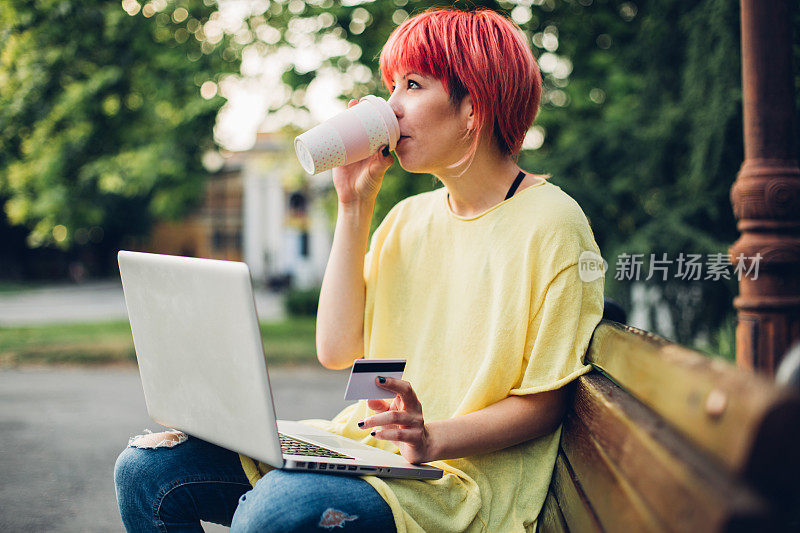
[240,149,333,290]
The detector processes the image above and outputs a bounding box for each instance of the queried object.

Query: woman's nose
[387,94,402,118]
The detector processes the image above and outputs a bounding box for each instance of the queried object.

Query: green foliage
[3,0,797,350]
[698,315,736,363]
[285,286,321,317]
[252,0,799,348]
[516,0,749,346]
[0,0,239,249]
[232,0,489,233]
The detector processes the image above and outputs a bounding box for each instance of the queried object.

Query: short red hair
[379,8,542,164]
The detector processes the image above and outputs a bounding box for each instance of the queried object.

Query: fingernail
[381,146,390,157]
[370,431,376,436]
[357,421,364,428]
[378,376,386,383]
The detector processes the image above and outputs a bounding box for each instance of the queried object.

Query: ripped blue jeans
[114,435,396,532]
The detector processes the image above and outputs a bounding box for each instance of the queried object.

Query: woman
[114,7,603,532]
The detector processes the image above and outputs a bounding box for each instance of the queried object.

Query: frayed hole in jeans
[128,429,188,449]
[318,508,359,529]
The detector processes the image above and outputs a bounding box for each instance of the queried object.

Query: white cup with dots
[294,95,400,175]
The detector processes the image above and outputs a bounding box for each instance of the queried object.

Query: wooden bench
[538,320,800,532]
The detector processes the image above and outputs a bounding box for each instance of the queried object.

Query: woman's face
[387,71,474,175]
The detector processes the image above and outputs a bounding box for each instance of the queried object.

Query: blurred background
[0,0,798,529]
[3,0,798,360]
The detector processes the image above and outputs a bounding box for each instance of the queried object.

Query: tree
[0,0,238,260]
[233,0,798,353]
[3,0,795,352]
[520,0,747,350]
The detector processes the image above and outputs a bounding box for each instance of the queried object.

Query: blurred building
[139,132,334,290]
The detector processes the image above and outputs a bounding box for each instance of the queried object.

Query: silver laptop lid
[118,250,284,467]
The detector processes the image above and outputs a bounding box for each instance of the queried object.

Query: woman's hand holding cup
[294,95,398,206]
[331,99,394,207]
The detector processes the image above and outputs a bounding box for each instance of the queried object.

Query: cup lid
[294,137,316,174]
[359,95,400,151]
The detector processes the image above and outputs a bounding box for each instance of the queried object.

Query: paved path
[0,365,352,532]
[0,281,285,326]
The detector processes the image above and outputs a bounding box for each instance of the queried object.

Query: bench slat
[572,373,769,531]
[538,487,569,533]
[585,321,800,497]
[562,410,666,532]
[549,452,601,533]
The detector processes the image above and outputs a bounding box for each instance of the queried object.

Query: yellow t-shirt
[240,179,604,532]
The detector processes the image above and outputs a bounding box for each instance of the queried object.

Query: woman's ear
[461,93,475,131]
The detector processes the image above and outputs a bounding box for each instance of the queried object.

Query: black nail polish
[358,421,364,428]
[378,376,386,383]
[370,431,376,436]
[381,146,389,156]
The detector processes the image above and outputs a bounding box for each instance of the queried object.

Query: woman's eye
[390,80,420,93]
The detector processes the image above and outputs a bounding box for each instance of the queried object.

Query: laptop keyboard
[278,433,354,459]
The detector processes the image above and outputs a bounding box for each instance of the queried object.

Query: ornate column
[729,0,800,375]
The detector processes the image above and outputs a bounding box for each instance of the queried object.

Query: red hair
[379,8,542,166]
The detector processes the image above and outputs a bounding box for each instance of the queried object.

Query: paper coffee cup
[294,95,399,175]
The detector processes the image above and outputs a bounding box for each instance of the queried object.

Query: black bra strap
[504,171,526,200]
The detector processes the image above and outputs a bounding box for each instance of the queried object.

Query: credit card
[344,358,406,400]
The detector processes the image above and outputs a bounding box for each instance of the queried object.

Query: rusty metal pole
[729,0,800,375]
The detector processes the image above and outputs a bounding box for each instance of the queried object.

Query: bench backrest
[539,321,800,532]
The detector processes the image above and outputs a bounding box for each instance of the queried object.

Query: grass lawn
[0,316,319,367]
[0,280,47,294]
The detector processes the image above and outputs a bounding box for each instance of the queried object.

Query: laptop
[118,250,442,480]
